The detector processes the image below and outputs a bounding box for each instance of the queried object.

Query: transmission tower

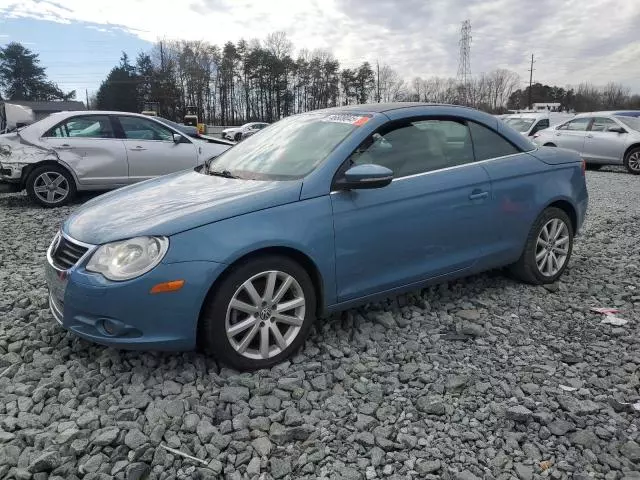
[456,20,472,106]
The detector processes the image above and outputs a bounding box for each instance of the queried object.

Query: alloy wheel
[628,152,640,172]
[535,218,570,277]
[33,172,69,204]
[225,270,305,360]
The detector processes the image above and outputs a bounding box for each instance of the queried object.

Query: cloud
[1,0,639,91]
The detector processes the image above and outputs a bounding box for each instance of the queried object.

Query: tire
[199,255,317,370]
[234,132,242,142]
[25,164,76,208]
[509,207,574,285]
[585,163,602,171]
[623,147,640,175]
[543,143,557,147]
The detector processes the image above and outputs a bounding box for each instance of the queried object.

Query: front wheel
[585,163,602,171]
[509,207,574,285]
[25,164,76,208]
[234,132,242,142]
[623,147,640,175]
[199,255,317,370]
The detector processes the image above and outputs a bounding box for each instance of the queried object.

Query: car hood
[63,170,303,244]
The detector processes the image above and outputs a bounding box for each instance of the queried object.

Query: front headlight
[86,236,169,281]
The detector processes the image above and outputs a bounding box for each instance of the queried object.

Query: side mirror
[336,164,393,190]
[607,127,626,134]
[173,133,183,143]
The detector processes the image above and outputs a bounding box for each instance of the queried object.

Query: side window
[558,118,590,131]
[590,117,617,132]
[348,119,474,178]
[468,122,520,161]
[43,115,114,139]
[118,116,174,141]
[533,119,549,132]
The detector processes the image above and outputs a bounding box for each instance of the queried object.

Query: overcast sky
[1,0,639,96]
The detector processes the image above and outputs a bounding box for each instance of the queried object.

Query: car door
[330,118,494,302]
[115,115,198,182]
[582,117,627,164]
[41,114,128,186]
[552,117,591,153]
[467,121,543,264]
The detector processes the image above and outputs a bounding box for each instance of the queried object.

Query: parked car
[156,117,235,146]
[501,113,574,138]
[532,113,640,174]
[45,103,588,370]
[221,122,269,142]
[0,111,232,206]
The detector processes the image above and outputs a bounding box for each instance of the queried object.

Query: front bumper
[45,238,226,351]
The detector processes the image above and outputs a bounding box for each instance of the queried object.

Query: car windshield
[208,112,368,180]
[504,118,535,132]
[615,116,640,132]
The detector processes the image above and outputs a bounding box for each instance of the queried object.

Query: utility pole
[376,60,380,103]
[85,89,89,109]
[528,54,535,109]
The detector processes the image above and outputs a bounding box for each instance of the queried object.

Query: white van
[502,112,575,137]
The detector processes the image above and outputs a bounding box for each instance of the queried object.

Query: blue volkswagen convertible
[45,103,588,370]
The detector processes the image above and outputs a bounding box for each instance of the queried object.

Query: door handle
[58,144,74,149]
[130,146,147,151]
[586,134,593,138]
[469,191,489,201]
[555,133,561,136]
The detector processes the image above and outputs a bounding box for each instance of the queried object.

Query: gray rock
[620,440,640,462]
[457,470,481,480]
[252,436,272,457]
[416,396,446,415]
[372,311,397,329]
[506,405,533,423]
[570,429,599,449]
[416,459,441,474]
[219,386,250,402]
[270,457,292,479]
[457,309,481,321]
[125,462,150,480]
[446,375,470,393]
[124,429,148,450]
[93,427,119,446]
[247,457,261,476]
[548,419,575,436]
[28,451,61,473]
[514,463,533,480]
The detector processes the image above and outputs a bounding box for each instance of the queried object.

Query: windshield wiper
[209,169,240,179]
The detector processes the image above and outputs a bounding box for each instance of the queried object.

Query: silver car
[221,122,269,142]
[532,113,640,174]
[0,111,231,206]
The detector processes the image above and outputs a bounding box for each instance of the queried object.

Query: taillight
[581,159,586,175]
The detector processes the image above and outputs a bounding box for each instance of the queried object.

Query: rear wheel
[623,147,640,175]
[510,207,574,285]
[234,132,242,142]
[199,255,317,370]
[25,164,76,208]
[543,143,557,147]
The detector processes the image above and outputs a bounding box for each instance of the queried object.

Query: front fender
[164,196,337,306]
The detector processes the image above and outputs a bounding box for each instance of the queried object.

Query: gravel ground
[0,167,639,480]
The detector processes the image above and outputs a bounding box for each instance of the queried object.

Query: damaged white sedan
[0,111,231,207]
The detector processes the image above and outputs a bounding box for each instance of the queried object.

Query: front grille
[52,235,89,270]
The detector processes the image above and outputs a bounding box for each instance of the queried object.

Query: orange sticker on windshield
[353,116,370,127]
[321,114,371,126]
